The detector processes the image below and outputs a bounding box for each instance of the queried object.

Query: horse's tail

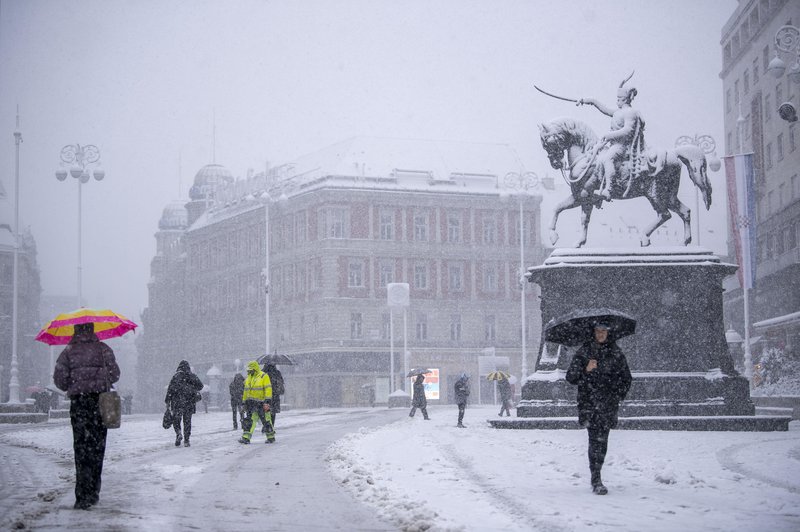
[676,146,712,209]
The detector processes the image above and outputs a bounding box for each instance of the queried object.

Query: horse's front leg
[576,203,593,248]
[549,194,581,246]
[641,199,672,247]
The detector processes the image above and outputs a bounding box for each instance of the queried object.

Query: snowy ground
[1,406,799,531]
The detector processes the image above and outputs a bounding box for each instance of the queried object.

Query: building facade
[138,138,550,411]
[0,178,43,402]
[720,0,800,357]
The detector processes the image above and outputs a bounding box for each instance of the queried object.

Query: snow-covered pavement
[1,406,799,531]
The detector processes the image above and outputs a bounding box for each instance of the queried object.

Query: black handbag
[162,408,174,429]
[99,353,121,429]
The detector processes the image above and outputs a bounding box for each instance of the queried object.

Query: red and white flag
[723,153,757,289]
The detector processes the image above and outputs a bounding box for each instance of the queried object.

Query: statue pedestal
[511,247,789,431]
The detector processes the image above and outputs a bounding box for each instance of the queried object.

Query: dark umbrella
[257,353,295,366]
[544,308,636,347]
[407,368,432,377]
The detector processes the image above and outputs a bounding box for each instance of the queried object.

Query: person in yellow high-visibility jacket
[238,361,275,444]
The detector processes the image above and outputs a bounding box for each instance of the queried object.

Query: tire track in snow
[716,436,800,494]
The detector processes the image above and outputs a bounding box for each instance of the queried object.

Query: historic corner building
[720,0,800,363]
[0,178,44,402]
[137,137,551,412]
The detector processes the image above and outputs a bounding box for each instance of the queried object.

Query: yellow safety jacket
[242,361,273,402]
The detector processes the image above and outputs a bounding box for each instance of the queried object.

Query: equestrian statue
[536,72,712,248]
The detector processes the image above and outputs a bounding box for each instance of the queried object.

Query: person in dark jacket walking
[566,323,632,495]
[165,360,204,447]
[498,377,513,417]
[408,374,430,419]
[229,373,245,430]
[53,322,120,510]
[262,362,284,429]
[454,373,470,428]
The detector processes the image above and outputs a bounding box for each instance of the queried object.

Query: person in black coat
[262,363,284,428]
[454,373,470,428]
[498,377,513,417]
[566,324,632,495]
[229,373,245,430]
[165,360,204,447]
[408,374,430,419]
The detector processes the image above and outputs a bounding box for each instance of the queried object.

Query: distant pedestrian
[239,361,275,444]
[53,322,120,510]
[122,391,133,415]
[229,373,245,430]
[498,377,513,417]
[454,373,470,428]
[409,374,430,420]
[165,360,204,448]
[566,323,632,495]
[262,362,284,428]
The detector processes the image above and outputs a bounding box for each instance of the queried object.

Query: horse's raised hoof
[574,239,586,248]
[684,236,692,246]
[549,230,560,246]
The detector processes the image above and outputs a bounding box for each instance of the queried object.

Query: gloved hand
[263,402,271,412]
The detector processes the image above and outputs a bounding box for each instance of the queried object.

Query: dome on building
[158,200,188,230]
[189,164,234,201]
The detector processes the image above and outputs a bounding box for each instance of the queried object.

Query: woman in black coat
[566,324,632,495]
[408,374,429,420]
[165,360,204,447]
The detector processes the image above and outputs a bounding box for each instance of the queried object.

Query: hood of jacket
[246,360,261,373]
[177,360,191,372]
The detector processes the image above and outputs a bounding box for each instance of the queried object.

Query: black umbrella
[407,368,432,377]
[544,308,636,347]
[257,353,295,366]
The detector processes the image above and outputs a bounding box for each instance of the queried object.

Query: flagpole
[741,239,753,383]
[736,110,753,385]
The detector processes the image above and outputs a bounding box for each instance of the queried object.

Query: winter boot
[184,439,190,447]
[591,469,607,495]
[457,423,466,428]
[266,437,275,444]
[238,437,250,444]
[175,435,182,447]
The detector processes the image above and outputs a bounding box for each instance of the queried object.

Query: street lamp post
[7,111,22,404]
[261,191,271,357]
[767,25,800,121]
[55,144,105,309]
[674,134,721,246]
[502,171,539,383]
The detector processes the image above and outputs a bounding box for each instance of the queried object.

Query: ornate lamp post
[55,144,105,309]
[674,134,721,246]
[502,170,540,383]
[7,112,22,403]
[767,25,800,121]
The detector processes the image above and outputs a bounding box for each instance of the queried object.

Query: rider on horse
[577,77,650,201]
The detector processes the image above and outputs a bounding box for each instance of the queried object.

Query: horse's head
[539,122,566,169]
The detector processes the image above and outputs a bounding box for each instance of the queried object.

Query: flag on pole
[723,153,757,289]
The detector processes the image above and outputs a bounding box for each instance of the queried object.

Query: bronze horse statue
[539,117,712,247]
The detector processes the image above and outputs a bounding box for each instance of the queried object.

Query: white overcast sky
[0,0,738,324]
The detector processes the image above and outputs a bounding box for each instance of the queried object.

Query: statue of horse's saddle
[616,148,668,197]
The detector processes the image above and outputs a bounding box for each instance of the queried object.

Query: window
[778,133,785,161]
[744,70,750,94]
[765,94,771,121]
[766,142,773,169]
[776,82,783,106]
[484,314,496,343]
[763,45,770,73]
[753,58,759,84]
[414,264,428,290]
[482,264,497,292]
[745,114,752,140]
[379,261,394,287]
[450,314,462,341]
[726,89,732,113]
[448,264,463,291]
[413,214,428,242]
[777,228,786,255]
[415,312,428,341]
[734,79,740,108]
[447,215,461,243]
[779,183,786,209]
[381,313,390,340]
[790,125,796,152]
[727,132,733,155]
[325,208,346,239]
[348,261,364,288]
[768,190,775,214]
[295,211,307,243]
[788,224,797,250]
[379,211,394,240]
[482,217,496,244]
[792,175,798,199]
[350,312,362,339]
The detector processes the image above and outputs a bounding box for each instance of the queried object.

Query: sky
[2,407,798,530]
[0,0,739,324]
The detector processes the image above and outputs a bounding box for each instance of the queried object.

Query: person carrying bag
[53,322,121,510]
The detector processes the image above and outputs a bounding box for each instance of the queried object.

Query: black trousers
[409,405,428,418]
[231,400,243,428]
[587,424,611,477]
[457,403,466,424]
[70,394,107,505]
[172,409,193,441]
[499,400,511,416]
